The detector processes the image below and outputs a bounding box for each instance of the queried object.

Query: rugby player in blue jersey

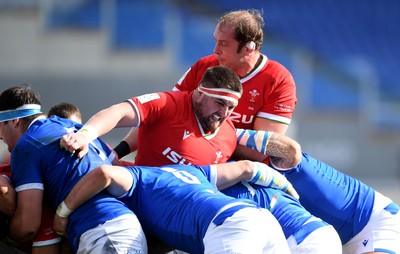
[0,85,147,253]
[53,161,294,254]
[237,128,400,254]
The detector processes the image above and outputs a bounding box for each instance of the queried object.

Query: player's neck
[237,53,262,78]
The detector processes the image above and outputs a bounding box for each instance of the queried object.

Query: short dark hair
[0,84,41,111]
[200,66,242,94]
[48,102,82,120]
[0,85,44,130]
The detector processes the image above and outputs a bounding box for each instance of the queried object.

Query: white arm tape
[250,161,291,192]
[78,124,99,143]
[56,201,74,218]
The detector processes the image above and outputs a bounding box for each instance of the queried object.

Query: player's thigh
[77,214,147,254]
[203,207,290,254]
[287,221,342,254]
[343,197,400,254]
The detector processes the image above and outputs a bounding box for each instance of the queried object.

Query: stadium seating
[40,0,399,125]
[43,0,102,30]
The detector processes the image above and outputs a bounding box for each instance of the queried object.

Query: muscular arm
[53,165,133,235]
[113,128,138,159]
[266,132,302,168]
[9,189,42,242]
[60,102,139,158]
[253,117,289,135]
[236,129,302,168]
[62,166,132,211]
[215,160,299,199]
[215,160,254,190]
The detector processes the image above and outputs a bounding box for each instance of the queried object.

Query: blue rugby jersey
[11,116,134,251]
[222,182,314,239]
[277,152,374,244]
[121,164,258,254]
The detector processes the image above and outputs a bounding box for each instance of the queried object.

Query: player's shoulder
[159,90,192,108]
[195,55,219,68]
[264,58,292,76]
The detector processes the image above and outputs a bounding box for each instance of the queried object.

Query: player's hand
[286,184,300,199]
[0,176,16,216]
[53,214,69,237]
[271,175,299,199]
[60,133,89,158]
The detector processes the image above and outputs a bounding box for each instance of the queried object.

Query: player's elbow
[10,223,39,242]
[289,140,302,167]
[239,160,255,180]
[94,165,113,186]
[17,229,37,242]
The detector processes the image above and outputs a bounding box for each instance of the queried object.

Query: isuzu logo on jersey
[162,147,192,165]
[229,112,254,124]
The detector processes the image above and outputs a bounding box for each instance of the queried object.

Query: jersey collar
[240,54,268,83]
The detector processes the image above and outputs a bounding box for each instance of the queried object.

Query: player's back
[121,164,257,253]
[281,152,375,243]
[222,181,313,239]
[11,116,133,250]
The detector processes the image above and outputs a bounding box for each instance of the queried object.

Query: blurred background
[0,0,399,203]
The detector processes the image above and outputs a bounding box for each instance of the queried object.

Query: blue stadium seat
[107,0,167,49]
[44,0,101,30]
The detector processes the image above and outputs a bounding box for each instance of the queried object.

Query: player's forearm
[86,111,117,137]
[60,165,133,213]
[61,167,112,212]
[216,160,254,190]
[9,190,42,242]
[114,128,138,159]
[84,103,135,137]
[266,133,302,168]
[248,162,299,199]
[9,209,39,241]
[236,129,302,168]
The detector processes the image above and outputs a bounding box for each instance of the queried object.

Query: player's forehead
[69,114,82,124]
[214,23,236,40]
[211,96,238,108]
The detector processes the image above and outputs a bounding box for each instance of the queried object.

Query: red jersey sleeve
[257,60,297,124]
[129,92,181,127]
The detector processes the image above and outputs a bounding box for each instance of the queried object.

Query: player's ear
[246,41,256,51]
[11,118,20,127]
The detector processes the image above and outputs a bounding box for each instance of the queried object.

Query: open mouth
[211,113,221,122]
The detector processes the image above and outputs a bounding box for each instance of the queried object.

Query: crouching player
[237,128,400,254]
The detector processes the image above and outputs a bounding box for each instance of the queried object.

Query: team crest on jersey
[249,89,259,103]
[137,93,160,104]
[214,151,223,164]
